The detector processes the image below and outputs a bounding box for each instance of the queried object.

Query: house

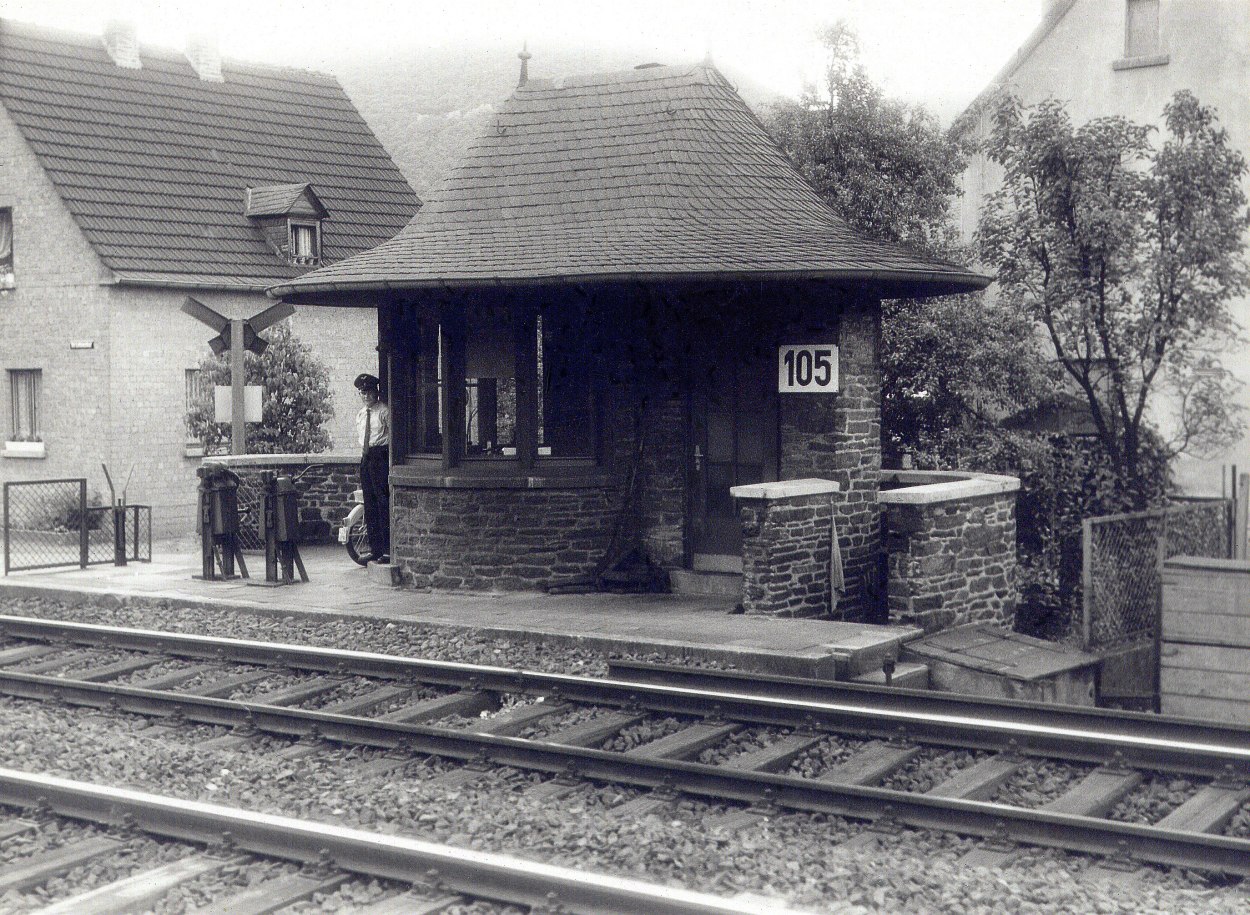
[955,0,1250,494]
[0,19,420,533]
[269,61,998,621]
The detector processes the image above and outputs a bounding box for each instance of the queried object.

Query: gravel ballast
[0,595,1247,914]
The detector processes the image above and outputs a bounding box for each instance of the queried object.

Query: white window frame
[288,220,321,266]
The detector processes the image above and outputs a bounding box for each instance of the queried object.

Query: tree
[765,22,1053,463]
[186,320,334,455]
[978,90,1250,505]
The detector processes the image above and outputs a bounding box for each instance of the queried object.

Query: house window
[0,209,13,288]
[185,368,204,445]
[1125,0,1160,57]
[289,222,320,265]
[404,298,600,469]
[8,369,40,441]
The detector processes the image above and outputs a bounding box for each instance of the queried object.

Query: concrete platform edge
[0,580,847,680]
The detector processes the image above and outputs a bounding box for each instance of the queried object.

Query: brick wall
[779,300,882,620]
[881,472,1020,632]
[392,482,620,590]
[206,453,360,543]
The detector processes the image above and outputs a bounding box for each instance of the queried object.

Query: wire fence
[1081,499,1231,651]
[3,479,151,573]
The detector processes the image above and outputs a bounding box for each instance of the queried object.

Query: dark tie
[362,407,371,459]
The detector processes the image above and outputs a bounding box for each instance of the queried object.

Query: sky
[0,0,1042,121]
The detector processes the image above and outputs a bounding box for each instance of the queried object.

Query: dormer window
[289,221,320,265]
[245,183,328,268]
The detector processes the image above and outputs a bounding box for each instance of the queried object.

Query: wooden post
[1081,517,1093,651]
[231,318,245,455]
[1237,473,1249,560]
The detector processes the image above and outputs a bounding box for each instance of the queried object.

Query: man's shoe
[376,554,390,564]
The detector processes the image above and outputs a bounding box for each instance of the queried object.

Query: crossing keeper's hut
[269,62,990,620]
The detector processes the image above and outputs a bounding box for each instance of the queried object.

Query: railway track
[0,613,1247,882]
[0,770,784,913]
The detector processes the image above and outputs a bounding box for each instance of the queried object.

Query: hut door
[689,358,776,568]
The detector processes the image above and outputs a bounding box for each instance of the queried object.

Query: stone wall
[206,453,359,544]
[392,480,619,590]
[881,471,1019,632]
[733,479,840,618]
[779,300,882,620]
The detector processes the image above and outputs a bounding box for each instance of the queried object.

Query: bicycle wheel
[345,519,371,566]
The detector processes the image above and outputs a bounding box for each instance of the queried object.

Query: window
[400,297,600,469]
[8,369,40,442]
[1125,0,1160,57]
[289,221,320,266]
[0,209,12,288]
[185,369,204,446]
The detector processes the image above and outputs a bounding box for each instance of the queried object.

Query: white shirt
[356,402,390,449]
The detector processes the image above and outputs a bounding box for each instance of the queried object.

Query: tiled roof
[0,19,419,288]
[271,63,988,300]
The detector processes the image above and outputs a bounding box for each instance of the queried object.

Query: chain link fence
[1081,499,1231,651]
[231,474,265,550]
[4,479,151,573]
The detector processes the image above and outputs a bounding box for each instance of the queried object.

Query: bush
[185,321,334,455]
[15,489,105,532]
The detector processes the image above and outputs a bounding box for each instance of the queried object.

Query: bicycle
[338,488,371,566]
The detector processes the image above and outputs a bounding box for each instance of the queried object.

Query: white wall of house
[958,0,1250,495]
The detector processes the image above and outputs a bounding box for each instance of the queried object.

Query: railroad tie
[179,669,273,698]
[320,685,411,716]
[125,663,219,691]
[30,853,243,915]
[1041,767,1143,818]
[71,655,163,683]
[187,869,349,915]
[464,699,568,736]
[249,677,341,708]
[0,643,59,666]
[374,689,498,725]
[703,734,826,832]
[0,836,122,894]
[347,891,467,914]
[624,722,740,761]
[926,754,1023,801]
[817,740,921,786]
[545,711,647,747]
[0,817,36,841]
[12,650,98,675]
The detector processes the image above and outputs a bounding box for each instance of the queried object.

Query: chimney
[186,33,223,82]
[103,20,141,69]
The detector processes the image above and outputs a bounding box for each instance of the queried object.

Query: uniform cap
[354,373,380,392]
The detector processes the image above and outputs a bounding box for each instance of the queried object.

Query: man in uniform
[354,373,390,563]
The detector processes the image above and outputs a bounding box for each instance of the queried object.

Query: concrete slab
[0,543,921,681]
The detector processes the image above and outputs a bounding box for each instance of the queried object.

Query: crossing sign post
[181,297,294,454]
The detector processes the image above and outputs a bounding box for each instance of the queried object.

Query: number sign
[778,345,838,393]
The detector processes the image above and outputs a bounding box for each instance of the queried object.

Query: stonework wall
[883,483,1018,632]
[736,483,840,618]
[392,483,620,590]
[207,454,359,544]
[779,301,882,620]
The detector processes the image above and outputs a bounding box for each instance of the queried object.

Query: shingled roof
[0,19,419,290]
[270,62,988,301]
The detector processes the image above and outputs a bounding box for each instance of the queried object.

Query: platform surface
[0,543,920,679]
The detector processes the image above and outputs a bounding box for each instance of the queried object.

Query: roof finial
[517,42,532,88]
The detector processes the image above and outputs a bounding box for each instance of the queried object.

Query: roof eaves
[267,266,992,301]
[114,271,274,293]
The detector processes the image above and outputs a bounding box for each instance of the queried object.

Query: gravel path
[1,596,1248,913]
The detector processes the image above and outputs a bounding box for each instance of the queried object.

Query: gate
[3,478,151,574]
[1081,500,1231,709]
[1081,500,1232,651]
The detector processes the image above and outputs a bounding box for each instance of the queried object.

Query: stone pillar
[779,300,882,619]
[880,471,1019,632]
[731,478,841,618]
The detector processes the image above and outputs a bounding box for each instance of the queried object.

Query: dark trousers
[360,446,390,558]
